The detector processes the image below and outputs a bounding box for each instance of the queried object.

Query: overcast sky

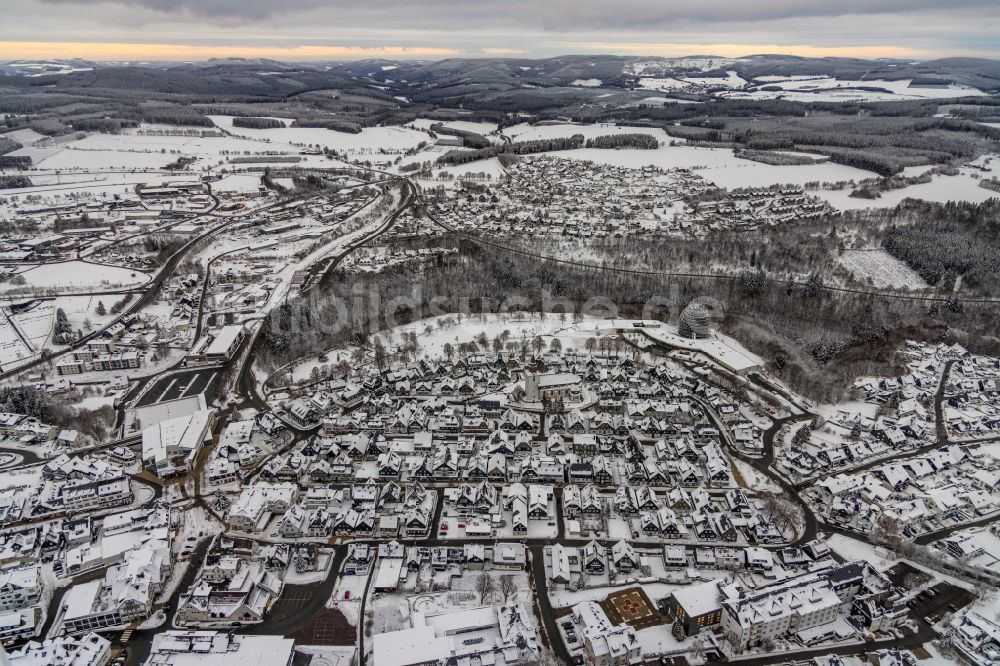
[1,0,998,61]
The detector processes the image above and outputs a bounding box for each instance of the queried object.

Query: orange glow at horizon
[574,41,924,59]
[0,40,938,62]
[0,41,463,61]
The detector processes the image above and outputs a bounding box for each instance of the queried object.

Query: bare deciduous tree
[498,574,517,603]
[476,572,496,604]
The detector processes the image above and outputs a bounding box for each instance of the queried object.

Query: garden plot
[837,249,926,290]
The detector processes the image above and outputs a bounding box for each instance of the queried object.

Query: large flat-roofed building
[186,324,247,364]
[373,604,538,666]
[374,625,452,666]
[59,580,123,635]
[142,409,215,478]
[131,392,209,433]
[143,631,295,666]
[0,564,41,611]
[636,326,764,376]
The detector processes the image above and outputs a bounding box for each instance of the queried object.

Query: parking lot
[286,608,356,646]
[136,368,220,406]
[907,582,976,624]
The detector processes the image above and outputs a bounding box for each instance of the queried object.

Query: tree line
[584,133,659,149]
[883,219,1000,288]
[233,117,286,129]
[256,224,1000,403]
[436,134,586,166]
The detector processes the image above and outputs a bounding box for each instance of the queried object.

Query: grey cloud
[7,0,998,60]
[38,0,1000,30]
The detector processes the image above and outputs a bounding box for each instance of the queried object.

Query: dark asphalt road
[237,545,348,637]
[124,537,213,666]
[530,544,573,664]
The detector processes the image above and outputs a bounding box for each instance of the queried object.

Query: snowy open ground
[725,77,987,103]
[837,249,927,289]
[371,313,629,359]
[820,158,1000,210]
[505,122,665,143]
[209,116,428,154]
[1,261,150,293]
[411,118,500,135]
[541,144,874,188]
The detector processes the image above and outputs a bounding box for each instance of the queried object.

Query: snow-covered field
[209,116,427,154]
[541,145,875,188]
[8,300,54,347]
[837,249,926,289]
[727,77,987,103]
[634,72,985,102]
[731,458,781,493]
[434,157,506,180]
[410,118,499,135]
[295,646,355,666]
[370,312,623,360]
[52,294,121,331]
[0,171,201,200]
[1,261,151,292]
[819,161,1000,209]
[638,70,747,93]
[505,122,665,143]
[33,148,175,171]
[212,173,265,193]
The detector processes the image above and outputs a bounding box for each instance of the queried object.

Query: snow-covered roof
[671,580,720,617]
